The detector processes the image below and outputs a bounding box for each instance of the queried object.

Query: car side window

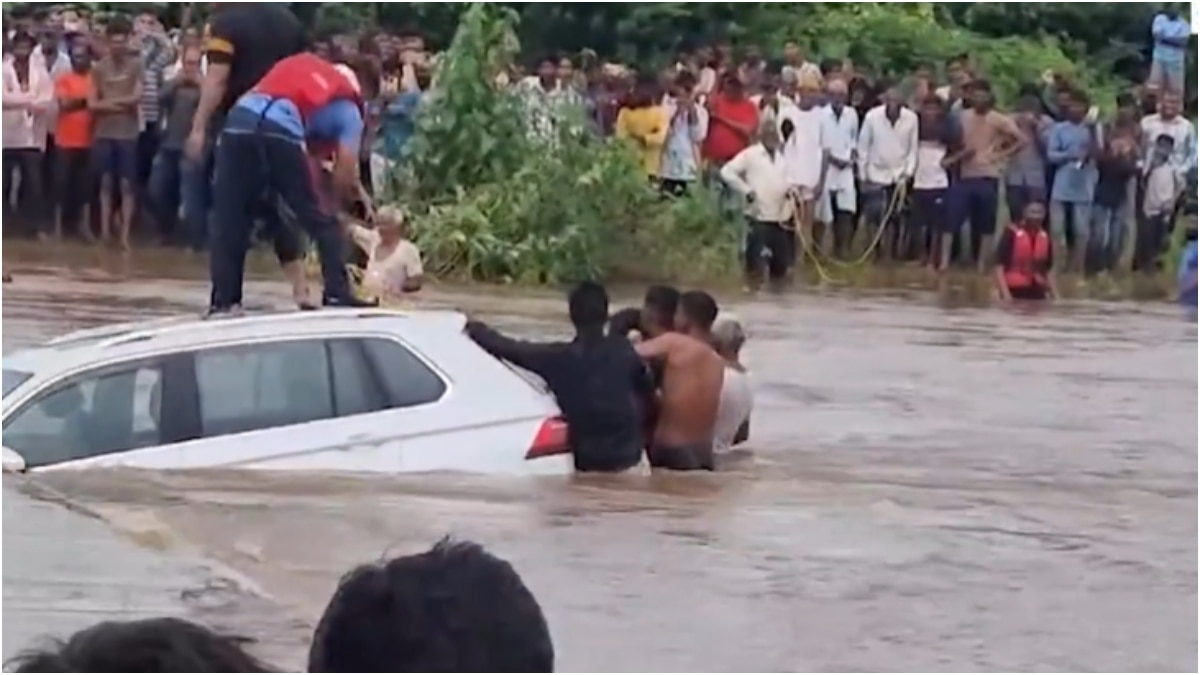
[362,338,447,408]
[195,339,334,438]
[328,338,381,417]
[3,364,163,468]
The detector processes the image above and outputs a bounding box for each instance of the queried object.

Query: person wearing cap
[712,315,753,454]
[207,53,374,315]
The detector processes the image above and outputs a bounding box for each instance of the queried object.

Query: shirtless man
[633,290,725,471]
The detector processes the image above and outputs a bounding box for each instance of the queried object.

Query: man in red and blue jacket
[208,53,375,315]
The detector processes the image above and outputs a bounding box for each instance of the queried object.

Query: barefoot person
[634,290,725,471]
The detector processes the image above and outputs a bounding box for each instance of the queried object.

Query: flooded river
[2,254,1197,672]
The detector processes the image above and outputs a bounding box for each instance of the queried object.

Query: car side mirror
[3,446,26,473]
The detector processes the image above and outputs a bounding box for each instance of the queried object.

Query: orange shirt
[54,71,93,149]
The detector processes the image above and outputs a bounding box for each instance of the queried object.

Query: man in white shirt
[712,315,753,455]
[1140,92,1195,181]
[818,78,859,258]
[721,121,794,290]
[2,30,54,234]
[857,84,918,260]
[779,72,828,263]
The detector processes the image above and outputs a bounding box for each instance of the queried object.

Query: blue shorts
[92,138,138,181]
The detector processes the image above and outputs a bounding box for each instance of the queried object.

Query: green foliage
[400,4,738,286]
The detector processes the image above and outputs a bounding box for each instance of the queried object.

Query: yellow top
[616,105,669,178]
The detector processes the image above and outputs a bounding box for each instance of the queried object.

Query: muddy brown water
[2,250,1197,672]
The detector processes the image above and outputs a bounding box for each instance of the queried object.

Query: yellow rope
[790,181,908,284]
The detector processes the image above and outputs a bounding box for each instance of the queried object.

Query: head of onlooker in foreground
[307,537,554,673]
[7,617,271,672]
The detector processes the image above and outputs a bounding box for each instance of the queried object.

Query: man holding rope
[721,121,793,291]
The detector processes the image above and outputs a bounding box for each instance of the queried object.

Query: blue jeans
[1091,201,1132,270]
[1049,200,1094,265]
[147,148,185,240]
[1149,59,1186,95]
[180,140,215,251]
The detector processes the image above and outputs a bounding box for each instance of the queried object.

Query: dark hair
[1066,88,1090,107]
[10,30,35,48]
[1016,81,1042,99]
[6,617,270,673]
[679,290,719,331]
[970,78,992,93]
[607,307,643,337]
[567,280,609,330]
[643,285,680,317]
[105,16,131,37]
[674,69,697,90]
[819,58,842,76]
[308,538,553,673]
[536,53,558,69]
[1116,92,1138,109]
[919,93,947,111]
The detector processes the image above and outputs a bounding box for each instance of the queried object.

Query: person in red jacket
[993,200,1059,302]
[207,53,375,316]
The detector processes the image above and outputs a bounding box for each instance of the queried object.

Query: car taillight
[526,417,570,459]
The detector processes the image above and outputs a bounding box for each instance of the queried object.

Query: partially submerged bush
[397,3,738,286]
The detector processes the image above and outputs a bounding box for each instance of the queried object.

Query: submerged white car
[1,309,572,475]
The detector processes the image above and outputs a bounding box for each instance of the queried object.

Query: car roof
[4,308,469,377]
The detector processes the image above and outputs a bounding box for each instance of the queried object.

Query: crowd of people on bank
[4,5,1197,302]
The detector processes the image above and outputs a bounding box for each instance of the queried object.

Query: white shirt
[749,94,797,130]
[349,226,425,299]
[1140,113,1195,175]
[715,366,754,453]
[29,49,70,131]
[2,58,54,150]
[164,54,208,81]
[720,143,794,223]
[779,103,826,189]
[1144,163,1181,217]
[914,141,950,190]
[821,104,859,193]
[857,105,919,186]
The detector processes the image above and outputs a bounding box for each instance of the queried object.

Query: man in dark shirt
[184,3,307,311]
[186,2,305,157]
[466,281,654,473]
[181,3,305,260]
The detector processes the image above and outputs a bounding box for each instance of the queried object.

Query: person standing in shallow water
[634,290,725,471]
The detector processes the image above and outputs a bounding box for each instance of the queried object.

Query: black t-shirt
[1094,152,1139,209]
[205,3,305,117]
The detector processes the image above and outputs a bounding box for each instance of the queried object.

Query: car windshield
[3,369,32,399]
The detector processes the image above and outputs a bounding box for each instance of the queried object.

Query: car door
[105,335,450,472]
[2,354,194,471]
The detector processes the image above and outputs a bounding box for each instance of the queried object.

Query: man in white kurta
[818,78,859,257]
[857,85,918,259]
[778,74,828,263]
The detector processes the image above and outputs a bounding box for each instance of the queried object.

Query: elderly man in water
[712,315,753,454]
[633,290,725,471]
